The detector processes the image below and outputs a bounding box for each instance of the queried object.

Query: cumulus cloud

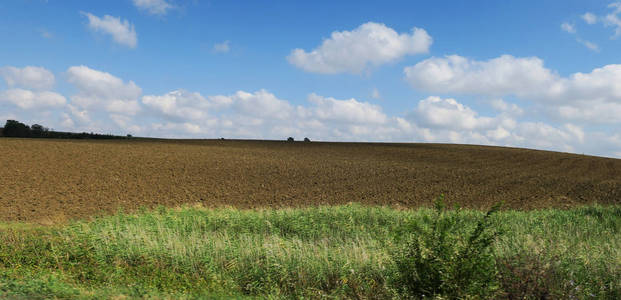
[0,63,613,157]
[66,65,142,115]
[554,102,621,124]
[404,55,621,124]
[562,64,621,104]
[404,55,557,97]
[137,90,593,156]
[288,22,432,74]
[604,2,621,38]
[132,0,173,15]
[142,90,210,121]
[561,22,576,33]
[231,90,293,119]
[142,89,294,135]
[2,74,616,157]
[305,93,387,124]
[151,122,203,135]
[110,114,142,134]
[405,55,621,103]
[581,3,621,38]
[409,96,495,131]
[508,122,586,153]
[140,90,393,140]
[490,99,524,116]
[67,104,91,124]
[404,54,621,125]
[0,66,55,90]
[0,89,66,109]
[82,12,137,48]
[582,12,597,24]
[139,90,539,153]
[401,96,589,153]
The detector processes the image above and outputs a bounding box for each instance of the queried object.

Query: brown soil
[0,138,619,222]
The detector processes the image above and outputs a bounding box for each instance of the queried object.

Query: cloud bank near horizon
[1,63,620,158]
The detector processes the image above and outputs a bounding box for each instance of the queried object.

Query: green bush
[392,196,503,298]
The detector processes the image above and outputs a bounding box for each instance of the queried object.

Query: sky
[1,0,621,158]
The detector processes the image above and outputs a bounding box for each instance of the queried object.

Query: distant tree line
[0,120,131,140]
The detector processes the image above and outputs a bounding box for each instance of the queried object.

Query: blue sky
[1,0,621,157]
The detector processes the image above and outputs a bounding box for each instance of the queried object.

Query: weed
[0,204,619,299]
[392,196,503,298]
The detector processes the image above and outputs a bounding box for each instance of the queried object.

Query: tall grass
[0,204,619,299]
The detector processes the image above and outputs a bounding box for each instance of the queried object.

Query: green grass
[0,204,619,299]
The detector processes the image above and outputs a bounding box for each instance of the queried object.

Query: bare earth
[1,138,620,222]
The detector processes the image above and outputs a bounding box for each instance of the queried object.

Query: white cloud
[402,96,589,153]
[490,98,524,115]
[582,12,597,24]
[510,122,575,152]
[230,90,293,119]
[141,89,294,137]
[66,65,142,115]
[604,2,621,38]
[60,113,75,128]
[288,22,432,74]
[0,89,66,109]
[141,91,589,154]
[404,55,621,124]
[67,104,91,124]
[405,55,621,103]
[404,55,557,97]
[305,93,387,124]
[107,99,142,115]
[152,122,203,135]
[564,123,584,143]
[0,66,55,90]
[110,114,142,134]
[410,96,495,130]
[139,90,395,140]
[82,12,137,48]
[577,4,621,39]
[563,64,621,104]
[2,74,617,157]
[561,22,576,33]
[559,22,600,51]
[142,90,209,121]
[213,41,230,53]
[132,0,173,15]
[486,126,510,141]
[555,102,621,124]
[576,38,599,52]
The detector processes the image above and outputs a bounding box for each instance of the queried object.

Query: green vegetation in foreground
[0,203,619,299]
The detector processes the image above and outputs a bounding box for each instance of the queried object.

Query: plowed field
[1,138,620,222]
